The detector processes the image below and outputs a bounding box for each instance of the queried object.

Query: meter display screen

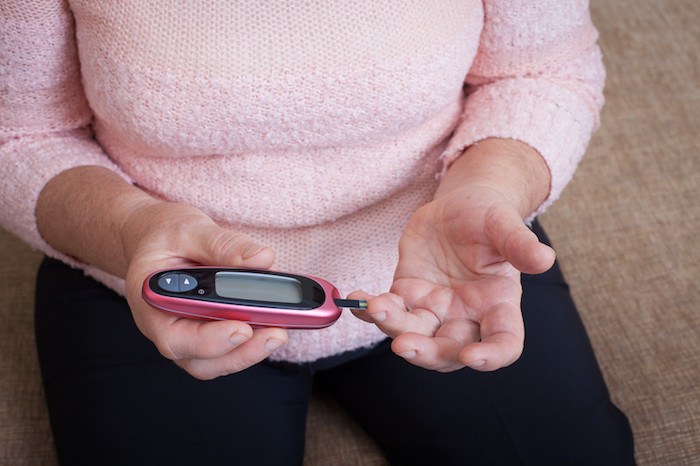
[215,271,303,304]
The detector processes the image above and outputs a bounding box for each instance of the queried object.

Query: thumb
[184,224,276,269]
[486,205,555,274]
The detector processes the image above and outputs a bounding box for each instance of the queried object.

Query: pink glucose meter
[142,267,367,329]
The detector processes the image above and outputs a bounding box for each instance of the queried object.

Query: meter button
[158,273,180,292]
[179,274,198,292]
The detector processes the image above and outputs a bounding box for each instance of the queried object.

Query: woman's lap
[35,222,634,465]
[316,223,634,465]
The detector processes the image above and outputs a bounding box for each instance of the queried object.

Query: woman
[1,1,634,464]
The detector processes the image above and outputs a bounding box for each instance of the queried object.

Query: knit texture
[0,0,604,362]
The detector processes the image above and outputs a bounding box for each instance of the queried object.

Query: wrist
[120,201,219,268]
[37,166,160,277]
[119,198,167,267]
[435,138,551,218]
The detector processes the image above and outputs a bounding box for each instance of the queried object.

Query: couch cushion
[539,1,700,464]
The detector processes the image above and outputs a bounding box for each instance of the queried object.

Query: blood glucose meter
[142,267,367,329]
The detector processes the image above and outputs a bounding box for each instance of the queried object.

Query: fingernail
[371,311,387,322]
[242,244,264,259]
[230,332,248,346]
[265,337,285,352]
[468,359,486,368]
[398,350,417,360]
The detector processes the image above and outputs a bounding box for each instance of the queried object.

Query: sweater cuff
[439,78,598,222]
[0,131,130,294]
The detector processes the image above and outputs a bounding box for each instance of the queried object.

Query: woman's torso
[67,0,484,361]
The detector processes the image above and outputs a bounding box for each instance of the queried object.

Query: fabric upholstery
[537,1,700,464]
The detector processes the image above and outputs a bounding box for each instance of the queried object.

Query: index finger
[151,317,254,361]
[350,291,441,338]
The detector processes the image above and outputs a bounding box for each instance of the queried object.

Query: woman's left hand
[350,139,557,372]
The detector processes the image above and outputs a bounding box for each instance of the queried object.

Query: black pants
[35,223,635,466]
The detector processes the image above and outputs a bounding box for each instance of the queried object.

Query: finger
[458,302,524,371]
[504,228,555,275]
[347,290,377,323]
[485,206,555,274]
[185,224,276,269]
[178,328,288,380]
[151,318,254,361]
[391,319,479,372]
[357,292,441,338]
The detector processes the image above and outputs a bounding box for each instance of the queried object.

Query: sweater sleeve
[439,0,606,219]
[0,1,131,264]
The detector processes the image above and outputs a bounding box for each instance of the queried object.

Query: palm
[396,214,518,320]
[351,186,553,372]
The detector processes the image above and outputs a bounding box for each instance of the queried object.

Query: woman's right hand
[120,201,288,380]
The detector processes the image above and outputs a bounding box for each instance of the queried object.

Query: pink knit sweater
[0,1,604,362]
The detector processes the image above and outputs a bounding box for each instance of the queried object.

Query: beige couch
[2,0,698,464]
